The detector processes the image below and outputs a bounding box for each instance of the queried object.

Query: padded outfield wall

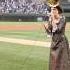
[0,13,70,22]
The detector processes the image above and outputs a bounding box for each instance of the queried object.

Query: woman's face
[51,7,58,16]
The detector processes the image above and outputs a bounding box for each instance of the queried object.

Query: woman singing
[44,6,69,70]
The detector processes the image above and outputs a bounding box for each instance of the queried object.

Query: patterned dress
[44,15,69,70]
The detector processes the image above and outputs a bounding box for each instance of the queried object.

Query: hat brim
[47,2,59,7]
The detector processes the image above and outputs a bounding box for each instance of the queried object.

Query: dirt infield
[0,23,69,30]
[0,24,42,30]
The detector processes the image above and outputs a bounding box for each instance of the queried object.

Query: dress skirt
[49,37,69,70]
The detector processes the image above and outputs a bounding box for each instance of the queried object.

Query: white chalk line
[0,37,51,47]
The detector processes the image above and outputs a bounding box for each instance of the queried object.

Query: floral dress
[44,15,69,70]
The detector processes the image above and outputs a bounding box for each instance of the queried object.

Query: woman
[44,6,69,70]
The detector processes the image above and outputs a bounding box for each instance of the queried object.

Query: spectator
[0,0,49,15]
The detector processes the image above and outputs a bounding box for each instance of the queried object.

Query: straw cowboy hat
[47,0,60,7]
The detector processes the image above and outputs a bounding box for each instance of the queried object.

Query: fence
[0,13,70,22]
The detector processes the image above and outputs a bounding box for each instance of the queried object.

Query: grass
[0,42,50,70]
[65,30,70,42]
[0,21,69,70]
[0,30,51,41]
[0,22,69,42]
[0,30,69,42]
[0,22,44,25]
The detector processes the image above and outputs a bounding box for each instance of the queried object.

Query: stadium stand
[0,0,69,21]
[0,0,69,15]
[0,0,49,15]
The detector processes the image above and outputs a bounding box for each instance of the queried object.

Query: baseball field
[0,22,70,70]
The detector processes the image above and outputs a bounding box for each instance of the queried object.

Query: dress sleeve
[44,22,52,35]
[52,16,66,33]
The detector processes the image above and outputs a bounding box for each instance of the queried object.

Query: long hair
[53,6,63,14]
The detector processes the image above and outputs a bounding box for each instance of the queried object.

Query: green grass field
[0,22,44,25]
[0,42,50,70]
[0,30,51,41]
[0,22,69,42]
[0,22,70,70]
[0,30,69,42]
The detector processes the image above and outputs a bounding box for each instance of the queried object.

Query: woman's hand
[44,23,49,29]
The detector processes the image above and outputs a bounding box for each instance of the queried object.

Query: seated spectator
[0,0,49,15]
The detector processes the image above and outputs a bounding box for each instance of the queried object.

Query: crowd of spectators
[0,0,49,15]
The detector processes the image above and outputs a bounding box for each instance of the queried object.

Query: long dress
[44,15,69,70]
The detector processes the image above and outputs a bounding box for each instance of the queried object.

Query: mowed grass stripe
[0,30,51,41]
[0,30,69,41]
[0,22,44,25]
